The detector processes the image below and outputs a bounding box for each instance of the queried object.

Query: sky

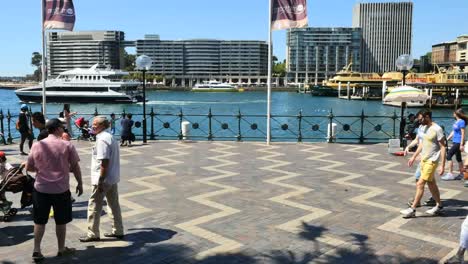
[0,0,467,76]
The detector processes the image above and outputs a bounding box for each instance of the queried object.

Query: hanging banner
[43,0,76,31]
[271,0,308,31]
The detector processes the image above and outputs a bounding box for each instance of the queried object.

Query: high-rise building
[352,2,413,73]
[135,36,268,78]
[286,27,362,84]
[47,31,127,77]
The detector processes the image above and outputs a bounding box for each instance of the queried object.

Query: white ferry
[191,80,242,92]
[15,64,142,103]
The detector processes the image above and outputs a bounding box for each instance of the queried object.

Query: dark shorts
[32,189,72,225]
[447,143,463,163]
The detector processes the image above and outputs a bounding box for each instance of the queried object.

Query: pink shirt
[27,135,80,194]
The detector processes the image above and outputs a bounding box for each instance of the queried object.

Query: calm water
[0,88,459,141]
[0,88,457,116]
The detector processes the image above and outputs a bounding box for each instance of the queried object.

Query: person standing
[120,114,134,147]
[401,109,446,218]
[62,104,77,138]
[80,116,124,242]
[18,104,34,155]
[442,108,467,180]
[110,113,117,135]
[31,112,48,141]
[26,118,83,262]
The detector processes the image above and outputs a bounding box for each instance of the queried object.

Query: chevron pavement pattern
[175,142,243,259]
[1,141,467,263]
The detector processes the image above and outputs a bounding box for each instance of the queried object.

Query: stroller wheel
[3,215,11,222]
[8,208,17,216]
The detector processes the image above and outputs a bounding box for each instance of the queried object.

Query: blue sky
[0,0,467,76]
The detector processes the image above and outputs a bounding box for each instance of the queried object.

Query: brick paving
[0,140,467,263]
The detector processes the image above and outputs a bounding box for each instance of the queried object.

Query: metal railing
[0,107,455,144]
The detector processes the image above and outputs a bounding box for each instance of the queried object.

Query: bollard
[327,122,337,142]
[181,121,190,140]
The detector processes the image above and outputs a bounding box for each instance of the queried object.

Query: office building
[432,35,468,67]
[353,2,413,73]
[286,27,362,84]
[135,36,268,86]
[47,31,127,77]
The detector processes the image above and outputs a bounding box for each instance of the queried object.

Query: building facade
[135,36,268,85]
[432,35,468,67]
[47,31,127,77]
[286,27,362,84]
[352,2,413,73]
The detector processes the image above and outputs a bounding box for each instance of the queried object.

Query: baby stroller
[0,164,34,222]
[75,117,95,141]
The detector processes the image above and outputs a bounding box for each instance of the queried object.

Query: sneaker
[407,198,421,208]
[454,174,463,180]
[444,253,463,264]
[422,197,436,207]
[400,207,416,218]
[425,205,443,215]
[464,180,468,187]
[442,172,456,181]
[32,252,44,263]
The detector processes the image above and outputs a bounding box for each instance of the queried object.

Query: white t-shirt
[421,123,445,162]
[91,131,120,185]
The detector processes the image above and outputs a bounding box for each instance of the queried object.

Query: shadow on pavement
[0,225,33,247]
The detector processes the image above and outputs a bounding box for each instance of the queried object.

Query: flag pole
[267,0,273,145]
[41,1,47,118]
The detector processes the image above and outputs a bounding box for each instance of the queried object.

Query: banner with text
[271,0,308,30]
[43,0,75,31]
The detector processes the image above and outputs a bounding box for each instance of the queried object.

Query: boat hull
[310,86,338,96]
[192,88,240,92]
[16,93,135,104]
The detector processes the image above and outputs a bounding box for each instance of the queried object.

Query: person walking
[110,113,118,135]
[18,104,34,155]
[444,215,468,263]
[120,114,134,147]
[25,118,83,262]
[80,116,124,242]
[62,104,77,138]
[442,108,467,181]
[401,109,446,218]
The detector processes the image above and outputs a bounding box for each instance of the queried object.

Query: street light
[395,54,414,147]
[396,54,414,86]
[136,55,152,143]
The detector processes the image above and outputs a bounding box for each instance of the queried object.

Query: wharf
[0,141,465,263]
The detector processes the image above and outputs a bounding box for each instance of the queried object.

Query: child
[110,113,117,135]
[0,151,13,208]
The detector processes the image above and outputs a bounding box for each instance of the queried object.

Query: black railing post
[298,109,303,142]
[0,110,5,145]
[392,110,397,138]
[178,109,183,140]
[208,108,213,140]
[94,107,99,117]
[237,109,242,141]
[6,110,12,144]
[122,109,126,119]
[328,109,334,143]
[359,109,365,143]
[150,107,155,140]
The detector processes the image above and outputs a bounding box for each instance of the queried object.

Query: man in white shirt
[80,116,124,242]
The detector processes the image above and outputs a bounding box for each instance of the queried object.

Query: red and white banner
[43,0,75,31]
[271,0,308,31]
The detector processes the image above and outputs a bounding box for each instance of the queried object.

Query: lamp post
[136,55,153,144]
[396,54,414,147]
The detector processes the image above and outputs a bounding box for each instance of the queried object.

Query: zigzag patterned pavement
[1,141,468,263]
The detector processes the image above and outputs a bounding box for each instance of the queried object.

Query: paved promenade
[0,141,467,263]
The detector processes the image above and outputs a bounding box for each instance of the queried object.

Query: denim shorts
[414,163,421,180]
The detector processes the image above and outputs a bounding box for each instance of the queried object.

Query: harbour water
[0,88,458,116]
[0,88,459,142]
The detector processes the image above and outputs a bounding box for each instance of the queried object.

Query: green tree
[31,52,42,81]
[273,58,286,77]
[123,51,136,71]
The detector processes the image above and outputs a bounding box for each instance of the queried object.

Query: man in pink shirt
[26,118,83,262]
